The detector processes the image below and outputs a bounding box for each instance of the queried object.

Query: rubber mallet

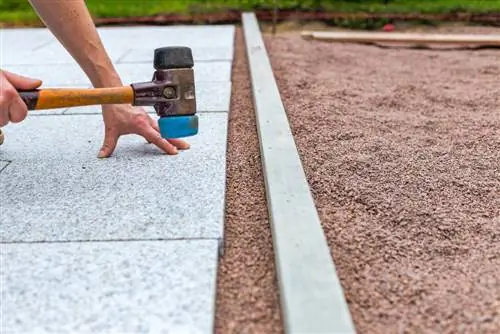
[16,46,198,139]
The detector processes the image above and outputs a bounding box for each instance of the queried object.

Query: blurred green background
[1,0,499,25]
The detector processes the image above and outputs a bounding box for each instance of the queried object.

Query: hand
[97,104,190,158]
[0,70,42,127]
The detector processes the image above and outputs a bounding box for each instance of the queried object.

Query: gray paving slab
[2,44,233,66]
[1,40,125,66]
[61,81,231,115]
[1,61,231,87]
[0,62,91,86]
[96,25,235,49]
[2,25,234,67]
[242,12,356,334]
[1,25,234,52]
[0,112,227,243]
[0,27,54,52]
[1,239,219,333]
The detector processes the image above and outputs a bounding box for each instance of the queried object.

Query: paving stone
[0,63,92,87]
[1,25,234,65]
[96,25,235,49]
[1,239,219,333]
[2,62,231,87]
[1,40,126,66]
[0,113,227,242]
[61,81,231,115]
[0,27,54,52]
[2,44,232,66]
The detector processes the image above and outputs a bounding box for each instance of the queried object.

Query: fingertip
[167,139,191,150]
[97,148,111,158]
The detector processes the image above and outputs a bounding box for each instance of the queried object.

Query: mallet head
[131,46,198,139]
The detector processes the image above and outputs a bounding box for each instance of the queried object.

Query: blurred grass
[1,0,500,25]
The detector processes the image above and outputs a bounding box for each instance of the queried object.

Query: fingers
[97,128,119,158]
[2,70,42,90]
[166,138,191,150]
[0,75,27,127]
[8,96,29,123]
[138,125,179,155]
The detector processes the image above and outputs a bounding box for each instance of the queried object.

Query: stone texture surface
[1,63,91,87]
[1,239,219,333]
[0,113,228,242]
[1,41,124,66]
[96,25,235,49]
[1,25,234,66]
[6,44,234,66]
[0,27,53,52]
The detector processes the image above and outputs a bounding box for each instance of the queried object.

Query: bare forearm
[28,0,122,88]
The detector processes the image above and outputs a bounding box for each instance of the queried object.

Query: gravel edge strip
[242,12,356,334]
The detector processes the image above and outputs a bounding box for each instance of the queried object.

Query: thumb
[2,70,42,90]
[97,128,119,158]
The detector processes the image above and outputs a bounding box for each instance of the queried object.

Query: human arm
[28,0,189,157]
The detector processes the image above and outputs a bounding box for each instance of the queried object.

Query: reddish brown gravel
[264,28,500,334]
[214,27,283,334]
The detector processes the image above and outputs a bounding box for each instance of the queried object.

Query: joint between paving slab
[242,12,356,334]
[0,160,12,173]
[32,39,55,51]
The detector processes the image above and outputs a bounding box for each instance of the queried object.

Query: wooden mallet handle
[19,86,135,110]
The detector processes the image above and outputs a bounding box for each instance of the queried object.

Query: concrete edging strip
[242,12,357,334]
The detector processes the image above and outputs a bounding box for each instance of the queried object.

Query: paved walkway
[1,25,234,333]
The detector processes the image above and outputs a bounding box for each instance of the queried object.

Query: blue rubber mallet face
[158,114,199,139]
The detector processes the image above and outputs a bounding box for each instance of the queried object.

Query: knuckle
[133,114,150,128]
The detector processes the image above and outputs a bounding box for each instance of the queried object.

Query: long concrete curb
[242,12,357,334]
